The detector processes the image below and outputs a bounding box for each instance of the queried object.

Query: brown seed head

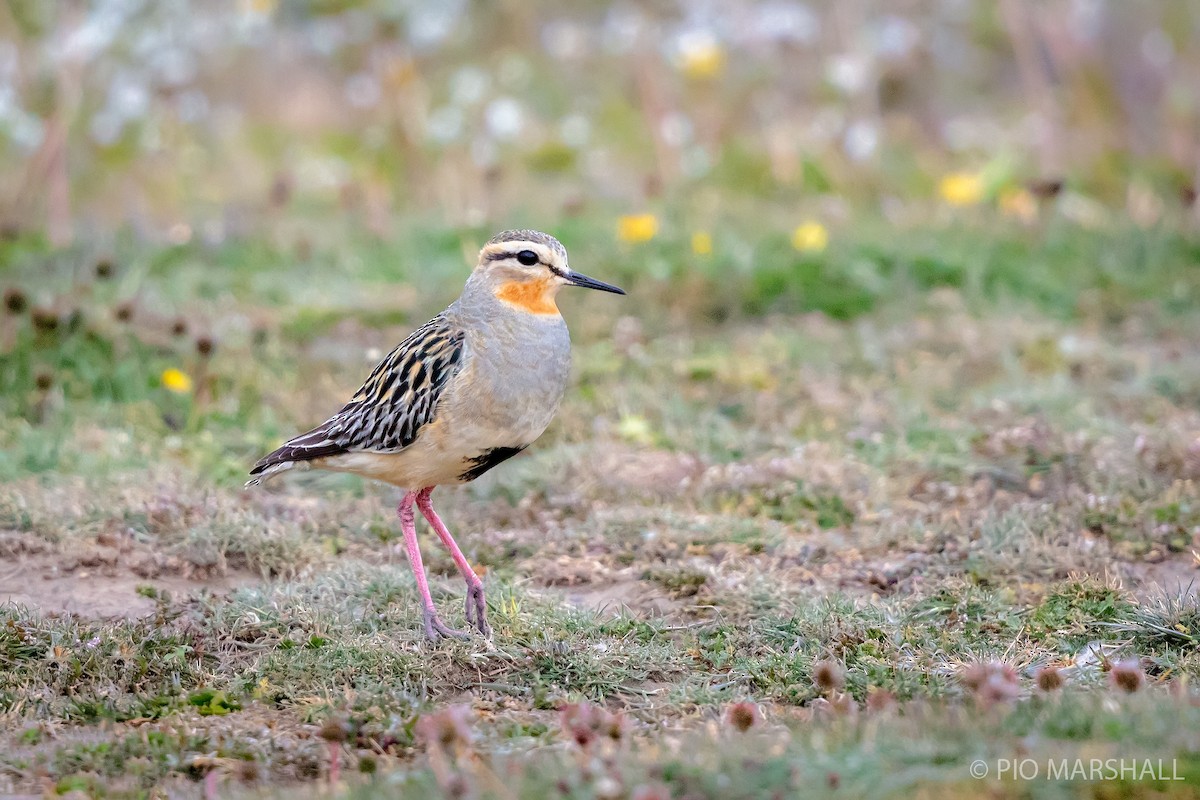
[196,335,215,357]
[34,371,53,391]
[1027,178,1064,199]
[813,660,845,693]
[318,717,349,743]
[95,259,115,279]
[602,709,628,742]
[416,705,473,750]
[4,288,27,315]
[270,173,292,208]
[962,661,1020,706]
[960,662,989,691]
[1109,660,1145,694]
[234,759,260,782]
[31,307,58,332]
[171,318,188,336]
[865,687,897,714]
[559,701,602,748]
[980,671,1020,706]
[1035,666,1064,692]
[724,701,760,733]
[114,302,134,322]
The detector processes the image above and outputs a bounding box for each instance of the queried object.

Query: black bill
[566,271,626,295]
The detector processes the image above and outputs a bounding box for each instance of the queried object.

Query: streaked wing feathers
[249,314,465,476]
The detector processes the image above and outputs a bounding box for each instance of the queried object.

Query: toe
[434,619,470,639]
[465,582,487,627]
[472,597,490,637]
[423,608,468,640]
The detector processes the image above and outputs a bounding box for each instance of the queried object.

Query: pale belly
[318,444,520,489]
[318,413,546,488]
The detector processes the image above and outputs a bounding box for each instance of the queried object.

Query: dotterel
[247,230,625,639]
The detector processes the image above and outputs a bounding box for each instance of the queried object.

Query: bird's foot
[423,607,469,641]
[464,579,492,637]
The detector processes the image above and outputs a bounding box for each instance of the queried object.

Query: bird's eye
[516,250,539,266]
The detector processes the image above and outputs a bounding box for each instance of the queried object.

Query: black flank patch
[458,445,527,481]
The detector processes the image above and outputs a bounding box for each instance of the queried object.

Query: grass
[1,210,1200,797]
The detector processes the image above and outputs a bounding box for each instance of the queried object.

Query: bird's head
[475,230,625,315]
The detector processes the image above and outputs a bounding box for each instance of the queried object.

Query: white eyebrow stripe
[481,242,561,266]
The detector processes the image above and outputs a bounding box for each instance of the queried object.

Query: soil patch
[0,531,259,619]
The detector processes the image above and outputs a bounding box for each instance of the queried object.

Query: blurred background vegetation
[3,0,1199,239]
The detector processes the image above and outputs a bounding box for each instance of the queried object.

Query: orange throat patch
[495,278,560,315]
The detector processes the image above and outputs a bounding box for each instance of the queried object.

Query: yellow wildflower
[679,39,725,80]
[241,0,277,14]
[691,231,713,256]
[998,187,1037,222]
[617,414,655,446]
[791,221,828,253]
[161,368,193,394]
[938,172,984,206]
[617,214,658,244]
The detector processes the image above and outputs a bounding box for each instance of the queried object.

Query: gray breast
[450,301,572,450]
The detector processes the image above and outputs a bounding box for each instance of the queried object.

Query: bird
[246,230,625,639]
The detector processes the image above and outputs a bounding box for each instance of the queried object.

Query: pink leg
[416,487,491,637]
[398,491,466,640]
